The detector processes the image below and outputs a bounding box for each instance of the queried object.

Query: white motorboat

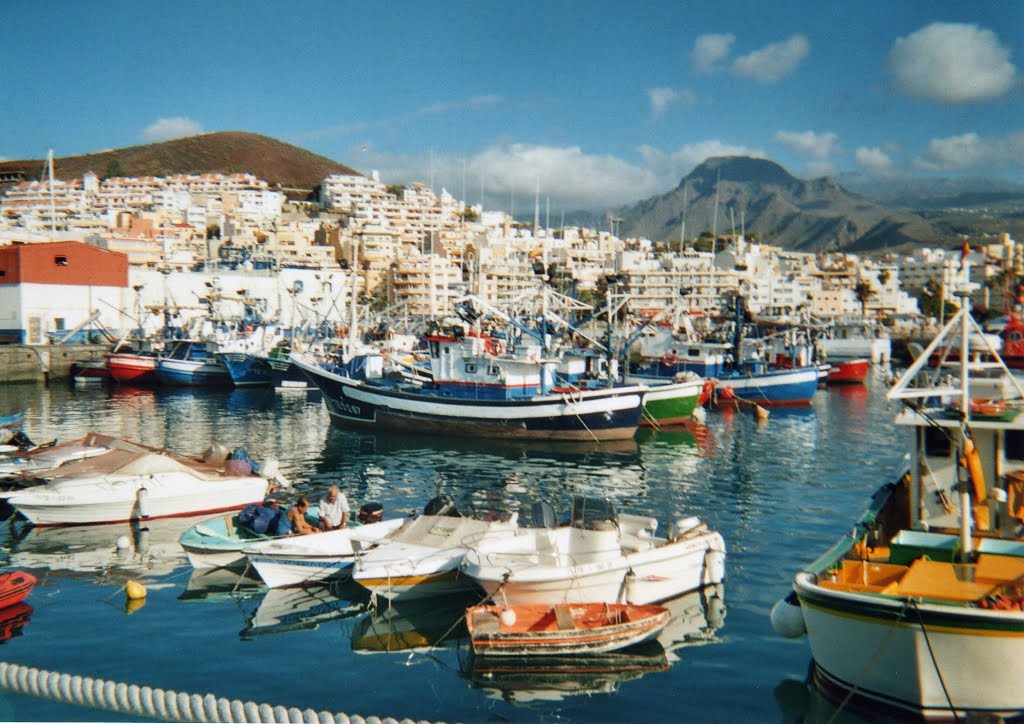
[460,496,726,606]
[0,432,286,526]
[0,436,113,479]
[351,495,519,601]
[244,517,408,588]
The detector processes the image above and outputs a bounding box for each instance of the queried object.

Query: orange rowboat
[0,571,36,610]
[467,602,669,656]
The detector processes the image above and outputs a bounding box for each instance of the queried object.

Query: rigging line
[826,599,910,724]
[909,599,960,722]
[561,393,600,444]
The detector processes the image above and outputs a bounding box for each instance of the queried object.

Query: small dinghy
[0,571,36,609]
[467,602,669,656]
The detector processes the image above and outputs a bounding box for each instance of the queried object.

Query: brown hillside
[0,131,362,194]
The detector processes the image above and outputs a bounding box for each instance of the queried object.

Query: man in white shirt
[318,485,350,531]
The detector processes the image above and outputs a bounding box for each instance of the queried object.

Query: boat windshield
[570,496,618,530]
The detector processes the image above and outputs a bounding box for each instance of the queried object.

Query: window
[923,425,952,458]
[55,256,68,266]
[54,318,66,331]
[464,363,477,374]
[1008,430,1024,462]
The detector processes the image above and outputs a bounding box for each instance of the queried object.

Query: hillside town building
[1,165,1021,341]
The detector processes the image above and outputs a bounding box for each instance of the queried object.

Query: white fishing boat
[351,495,520,601]
[460,496,726,606]
[0,433,287,526]
[771,270,1024,720]
[244,517,408,588]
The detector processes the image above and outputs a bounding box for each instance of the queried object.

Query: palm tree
[854,280,875,319]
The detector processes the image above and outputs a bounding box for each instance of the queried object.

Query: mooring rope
[560,393,600,443]
[0,660,447,724]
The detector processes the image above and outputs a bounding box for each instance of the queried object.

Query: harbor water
[0,375,906,723]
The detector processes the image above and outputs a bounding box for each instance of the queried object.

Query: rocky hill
[619,156,947,253]
[0,132,360,196]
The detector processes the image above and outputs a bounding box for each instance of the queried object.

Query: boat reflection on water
[335,428,641,463]
[0,603,33,645]
[462,584,726,705]
[463,641,669,704]
[4,514,214,580]
[178,567,264,604]
[350,594,475,654]
[773,676,881,724]
[241,580,368,639]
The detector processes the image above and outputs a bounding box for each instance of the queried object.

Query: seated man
[318,485,350,531]
[287,496,319,535]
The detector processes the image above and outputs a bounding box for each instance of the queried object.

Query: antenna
[712,169,720,258]
[47,149,57,239]
[680,181,688,252]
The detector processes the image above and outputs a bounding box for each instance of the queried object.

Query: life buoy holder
[485,337,503,356]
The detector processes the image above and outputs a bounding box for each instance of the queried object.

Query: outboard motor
[423,494,460,517]
[358,502,384,524]
[8,431,33,451]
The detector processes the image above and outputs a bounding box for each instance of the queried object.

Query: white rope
[0,660,449,724]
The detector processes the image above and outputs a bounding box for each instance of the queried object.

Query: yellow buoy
[125,580,147,600]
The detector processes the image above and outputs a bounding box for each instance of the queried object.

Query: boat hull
[293,356,644,441]
[106,353,158,384]
[466,531,726,606]
[156,358,232,386]
[796,571,1024,718]
[636,379,701,426]
[825,358,869,384]
[717,366,819,405]
[467,603,670,656]
[5,476,268,526]
[220,353,273,387]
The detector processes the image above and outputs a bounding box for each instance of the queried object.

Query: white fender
[770,591,806,638]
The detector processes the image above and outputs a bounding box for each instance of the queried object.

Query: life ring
[485,337,504,356]
[955,398,1007,416]
[662,353,679,367]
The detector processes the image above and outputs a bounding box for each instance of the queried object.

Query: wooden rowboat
[467,602,669,656]
[0,570,36,610]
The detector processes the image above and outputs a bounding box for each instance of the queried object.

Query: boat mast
[956,274,973,559]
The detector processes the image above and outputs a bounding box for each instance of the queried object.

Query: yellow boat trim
[801,597,1024,638]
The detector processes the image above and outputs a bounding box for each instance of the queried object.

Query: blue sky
[2,1,1022,212]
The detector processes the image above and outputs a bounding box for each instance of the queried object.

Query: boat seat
[894,559,998,602]
[553,604,576,631]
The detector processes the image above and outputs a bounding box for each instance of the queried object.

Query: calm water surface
[0,375,906,722]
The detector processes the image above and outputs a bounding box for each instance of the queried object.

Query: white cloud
[914,131,1024,172]
[887,23,1016,104]
[692,33,735,73]
[647,87,698,118]
[774,130,841,161]
[141,117,203,142]
[353,140,765,211]
[731,34,809,82]
[854,146,895,175]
